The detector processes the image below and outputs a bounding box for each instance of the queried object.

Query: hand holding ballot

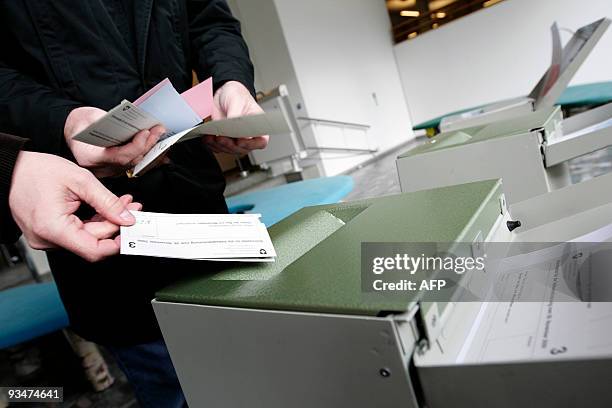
[204,80,269,155]
[71,77,290,177]
[9,151,142,262]
[65,106,166,178]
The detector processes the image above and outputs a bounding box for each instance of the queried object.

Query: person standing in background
[0,1,267,406]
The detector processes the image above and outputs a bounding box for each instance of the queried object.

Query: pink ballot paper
[134,77,213,120]
[180,78,213,120]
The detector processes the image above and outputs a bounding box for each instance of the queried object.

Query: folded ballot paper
[120,211,276,262]
[73,77,290,177]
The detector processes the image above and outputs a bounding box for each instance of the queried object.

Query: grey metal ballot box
[153,174,612,408]
[398,102,612,205]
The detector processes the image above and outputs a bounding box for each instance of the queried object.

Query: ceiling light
[435,12,446,18]
[386,0,417,11]
[408,32,418,39]
[400,10,420,17]
[483,0,503,7]
[429,0,456,11]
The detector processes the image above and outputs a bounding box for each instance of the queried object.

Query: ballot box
[153,175,612,408]
[439,18,610,133]
[410,171,612,408]
[397,102,612,204]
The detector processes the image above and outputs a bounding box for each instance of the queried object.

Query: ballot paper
[73,79,207,146]
[120,211,276,262]
[72,100,162,147]
[134,78,202,136]
[417,237,612,367]
[71,77,290,177]
[180,78,214,120]
[131,109,290,176]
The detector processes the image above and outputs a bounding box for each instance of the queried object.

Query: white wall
[274,0,414,175]
[226,0,306,115]
[230,0,414,176]
[394,0,612,125]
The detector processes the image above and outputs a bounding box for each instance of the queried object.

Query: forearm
[0,63,82,157]
[0,133,27,243]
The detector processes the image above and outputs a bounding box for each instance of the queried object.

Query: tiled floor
[1,138,611,407]
[345,141,415,201]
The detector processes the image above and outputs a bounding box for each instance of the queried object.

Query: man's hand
[9,151,142,262]
[203,81,269,154]
[64,107,166,178]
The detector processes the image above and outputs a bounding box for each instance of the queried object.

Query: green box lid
[156,180,503,316]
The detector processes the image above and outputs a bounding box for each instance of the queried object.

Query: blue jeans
[107,338,187,408]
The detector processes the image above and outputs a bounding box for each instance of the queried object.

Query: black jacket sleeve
[187,0,255,96]
[0,132,27,243]
[0,60,82,156]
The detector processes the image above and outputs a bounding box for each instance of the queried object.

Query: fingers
[73,201,142,261]
[83,220,121,239]
[243,101,265,116]
[41,214,117,262]
[106,126,165,167]
[82,197,140,238]
[127,201,143,212]
[60,199,142,261]
[160,155,172,165]
[87,200,142,223]
[209,83,267,154]
[204,135,249,154]
[69,234,120,262]
[110,130,151,166]
[225,101,245,119]
[202,135,235,154]
[30,223,118,263]
[72,171,137,225]
[236,135,269,151]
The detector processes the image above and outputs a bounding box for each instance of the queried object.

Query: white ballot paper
[454,242,612,364]
[72,101,162,147]
[416,230,612,368]
[131,109,290,176]
[120,211,276,262]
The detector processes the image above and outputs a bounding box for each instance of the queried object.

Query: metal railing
[297,116,377,153]
[297,116,371,129]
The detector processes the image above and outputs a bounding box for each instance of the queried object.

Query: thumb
[74,171,136,225]
[225,98,246,119]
